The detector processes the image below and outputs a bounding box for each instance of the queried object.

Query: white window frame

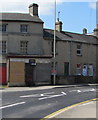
[88,64,94,76]
[76,63,81,75]
[20,24,28,33]
[20,41,28,54]
[77,44,82,56]
[0,24,7,32]
[0,41,7,54]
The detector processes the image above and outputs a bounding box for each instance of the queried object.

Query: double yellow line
[41,98,98,120]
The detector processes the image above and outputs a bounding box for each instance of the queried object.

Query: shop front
[7,55,52,86]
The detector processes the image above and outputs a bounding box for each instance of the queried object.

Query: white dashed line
[0,102,26,109]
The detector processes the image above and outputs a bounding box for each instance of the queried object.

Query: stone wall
[55,75,97,85]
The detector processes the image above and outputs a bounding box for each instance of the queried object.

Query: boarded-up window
[10,62,25,84]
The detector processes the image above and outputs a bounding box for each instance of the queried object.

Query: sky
[0,0,97,34]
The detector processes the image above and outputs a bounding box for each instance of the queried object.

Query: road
[1,85,98,119]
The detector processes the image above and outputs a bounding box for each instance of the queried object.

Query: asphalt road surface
[1,85,98,119]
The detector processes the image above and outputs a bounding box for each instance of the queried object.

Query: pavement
[41,84,98,119]
[1,83,98,119]
[47,99,98,119]
[0,83,98,92]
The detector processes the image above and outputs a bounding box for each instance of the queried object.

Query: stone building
[0,4,52,86]
[0,3,98,86]
[43,23,97,76]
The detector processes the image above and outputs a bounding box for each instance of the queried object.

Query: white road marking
[40,92,55,96]
[69,88,96,93]
[20,92,55,98]
[69,90,81,93]
[61,92,67,95]
[20,94,39,98]
[81,88,96,93]
[0,102,25,109]
[89,88,96,91]
[42,92,55,95]
[41,94,44,96]
[39,92,67,100]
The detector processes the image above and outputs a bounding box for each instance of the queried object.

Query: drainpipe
[69,41,72,75]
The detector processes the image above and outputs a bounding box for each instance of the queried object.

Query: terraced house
[0,3,98,86]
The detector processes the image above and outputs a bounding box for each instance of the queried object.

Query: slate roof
[44,29,97,44]
[0,13,43,23]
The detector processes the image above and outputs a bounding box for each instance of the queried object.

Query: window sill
[77,54,82,56]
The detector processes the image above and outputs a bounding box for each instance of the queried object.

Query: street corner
[42,98,98,119]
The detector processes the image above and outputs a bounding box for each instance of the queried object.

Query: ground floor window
[76,63,81,75]
[82,64,88,76]
[88,64,94,76]
[82,64,94,76]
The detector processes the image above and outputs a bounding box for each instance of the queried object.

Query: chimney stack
[83,28,87,35]
[29,3,39,17]
[55,19,63,32]
[94,24,98,37]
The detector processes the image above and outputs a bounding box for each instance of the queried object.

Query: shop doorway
[25,63,35,86]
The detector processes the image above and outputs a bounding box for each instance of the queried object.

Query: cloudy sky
[0,0,97,33]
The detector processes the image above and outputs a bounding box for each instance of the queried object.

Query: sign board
[31,63,36,66]
[29,59,36,66]
[51,70,57,75]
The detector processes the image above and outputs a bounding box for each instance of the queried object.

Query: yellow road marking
[40,98,98,120]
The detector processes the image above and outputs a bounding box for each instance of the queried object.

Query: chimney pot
[94,24,98,37]
[83,28,87,34]
[55,20,63,32]
[29,3,39,17]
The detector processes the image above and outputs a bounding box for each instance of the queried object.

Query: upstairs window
[0,41,7,54]
[0,24,7,32]
[20,41,28,54]
[77,44,82,56]
[20,25,28,33]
